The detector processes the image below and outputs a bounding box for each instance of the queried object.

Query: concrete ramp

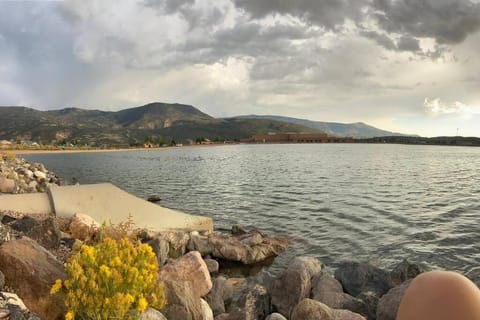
[0,183,213,233]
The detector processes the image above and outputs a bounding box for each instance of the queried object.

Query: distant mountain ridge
[0,102,415,146]
[238,115,412,138]
[0,103,319,146]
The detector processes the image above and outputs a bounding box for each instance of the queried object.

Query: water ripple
[24,144,480,275]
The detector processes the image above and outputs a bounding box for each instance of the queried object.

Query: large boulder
[356,291,379,320]
[228,284,271,320]
[291,299,334,320]
[137,307,167,320]
[205,276,233,316]
[69,213,100,241]
[292,299,365,320]
[312,272,367,315]
[159,251,212,297]
[161,280,204,320]
[26,217,62,249]
[0,177,15,193]
[376,280,411,320]
[0,237,66,319]
[335,262,394,297]
[270,257,322,317]
[188,230,288,265]
[390,260,426,286]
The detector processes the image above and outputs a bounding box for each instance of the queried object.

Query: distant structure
[252,133,353,143]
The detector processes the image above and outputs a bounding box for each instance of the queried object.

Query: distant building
[252,133,353,143]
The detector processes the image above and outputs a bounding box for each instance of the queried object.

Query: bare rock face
[161,280,204,320]
[269,257,322,317]
[311,272,367,316]
[201,298,214,320]
[159,251,213,297]
[376,280,411,320]
[0,237,66,320]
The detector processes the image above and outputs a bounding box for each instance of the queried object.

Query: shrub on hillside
[51,237,165,320]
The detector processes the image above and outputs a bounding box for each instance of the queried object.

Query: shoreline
[6,143,231,155]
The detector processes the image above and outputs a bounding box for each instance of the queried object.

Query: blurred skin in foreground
[397,271,480,320]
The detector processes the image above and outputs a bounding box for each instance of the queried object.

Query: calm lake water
[24,144,480,281]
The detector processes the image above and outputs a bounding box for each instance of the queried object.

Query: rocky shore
[0,154,466,320]
[0,154,62,193]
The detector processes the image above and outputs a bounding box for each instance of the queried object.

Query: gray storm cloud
[1,0,480,136]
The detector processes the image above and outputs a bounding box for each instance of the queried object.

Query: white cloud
[424,98,480,117]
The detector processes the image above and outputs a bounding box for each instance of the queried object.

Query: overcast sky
[1,0,480,137]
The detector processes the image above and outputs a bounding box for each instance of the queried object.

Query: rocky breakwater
[0,154,62,194]
[0,207,464,320]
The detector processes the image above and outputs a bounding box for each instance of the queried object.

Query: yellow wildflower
[50,279,62,294]
[136,296,148,313]
[65,311,74,320]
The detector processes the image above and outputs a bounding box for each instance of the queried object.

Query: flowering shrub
[51,237,165,320]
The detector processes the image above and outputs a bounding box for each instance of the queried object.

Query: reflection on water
[24,144,480,281]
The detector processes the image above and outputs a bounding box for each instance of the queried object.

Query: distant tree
[155,136,164,146]
[144,136,153,144]
[170,139,176,146]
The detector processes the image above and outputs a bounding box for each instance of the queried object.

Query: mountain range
[0,102,411,146]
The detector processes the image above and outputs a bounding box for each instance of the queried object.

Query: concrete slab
[49,183,213,232]
[0,192,52,214]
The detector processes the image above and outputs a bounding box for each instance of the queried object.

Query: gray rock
[311,272,367,316]
[159,251,212,297]
[188,230,288,265]
[204,259,219,274]
[356,291,379,320]
[148,237,170,266]
[147,195,162,202]
[188,232,214,256]
[162,280,204,320]
[231,225,248,235]
[266,313,287,320]
[214,314,230,320]
[158,231,191,258]
[26,217,61,249]
[270,257,322,317]
[0,177,15,193]
[390,260,426,286]
[376,280,411,320]
[335,262,394,297]
[10,217,39,233]
[228,284,271,320]
[205,276,233,316]
[137,307,167,320]
[291,299,366,320]
[291,299,334,320]
[1,215,16,224]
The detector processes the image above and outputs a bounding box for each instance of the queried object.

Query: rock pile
[0,155,62,194]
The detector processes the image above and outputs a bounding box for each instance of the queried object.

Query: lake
[24,144,480,281]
